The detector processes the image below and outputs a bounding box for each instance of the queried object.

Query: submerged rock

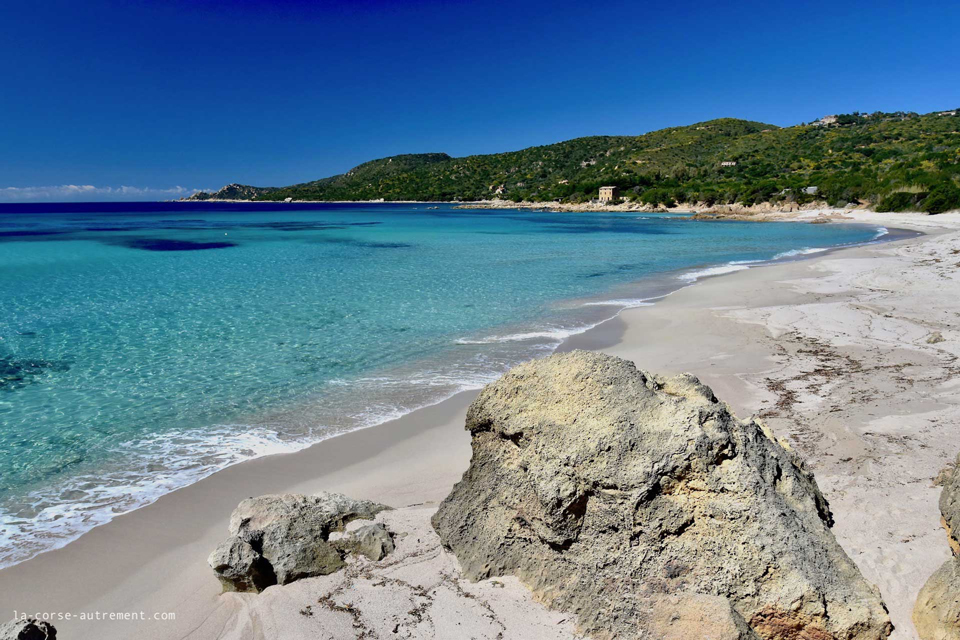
[0,618,56,640]
[432,351,891,640]
[915,452,960,639]
[209,492,391,592]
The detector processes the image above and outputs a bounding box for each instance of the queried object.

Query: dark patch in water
[360,241,412,249]
[256,222,348,231]
[0,356,70,392]
[253,221,381,232]
[119,239,238,252]
[311,237,412,249]
[583,263,647,279]
[0,230,66,237]
[0,219,386,243]
[545,223,672,236]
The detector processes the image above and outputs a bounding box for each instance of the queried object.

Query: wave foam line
[581,298,655,308]
[0,370,491,570]
[455,327,591,345]
[0,426,318,570]
[677,262,755,283]
[676,227,888,285]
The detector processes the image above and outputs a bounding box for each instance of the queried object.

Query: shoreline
[176,197,959,222]
[0,215,896,571]
[176,197,846,219]
[2,211,958,639]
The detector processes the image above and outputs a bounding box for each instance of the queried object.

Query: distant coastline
[174,197,949,222]
[183,110,960,216]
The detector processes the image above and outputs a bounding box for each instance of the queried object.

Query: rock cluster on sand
[914,453,960,639]
[432,351,892,640]
[0,618,56,640]
[209,492,393,593]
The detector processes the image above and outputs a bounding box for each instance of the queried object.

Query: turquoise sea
[0,202,888,567]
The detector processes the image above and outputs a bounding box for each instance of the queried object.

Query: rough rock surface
[336,522,396,561]
[915,560,960,640]
[940,456,960,556]
[432,351,891,640]
[209,492,391,592]
[0,619,56,640]
[644,594,761,640]
[914,453,960,639]
[195,505,585,639]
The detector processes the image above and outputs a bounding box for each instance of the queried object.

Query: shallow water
[0,202,884,566]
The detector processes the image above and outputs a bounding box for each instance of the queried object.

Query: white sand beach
[4,211,960,640]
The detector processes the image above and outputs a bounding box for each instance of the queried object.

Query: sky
[1,0,958,201]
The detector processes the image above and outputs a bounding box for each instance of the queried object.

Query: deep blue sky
[2,0,958,201]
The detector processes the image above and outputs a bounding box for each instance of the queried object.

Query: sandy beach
[4,210,960,640]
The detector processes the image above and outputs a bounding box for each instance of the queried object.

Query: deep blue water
[0,202,886,566]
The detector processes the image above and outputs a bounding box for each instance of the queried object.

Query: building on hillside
[720,161,737,167]
[815,115,839,126]
[803,186,819,195]
[598,186,619,203]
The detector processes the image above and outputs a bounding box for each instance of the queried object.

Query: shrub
[875,192,920,212]
[920,183,960,214]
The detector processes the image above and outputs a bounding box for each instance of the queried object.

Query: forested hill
[190,110,960,213]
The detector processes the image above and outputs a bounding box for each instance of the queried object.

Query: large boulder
[209,492,391,592]
[940,455,960,556]
[432,351,891,640]
[915,559,960,640]
[0,619,56,640]
[914,453,960,639]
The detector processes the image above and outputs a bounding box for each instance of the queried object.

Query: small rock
[0,618,57,640]
[927,332,946,344]
[209,536,276,593]
[209,492,392,592]
[935,463,956,488]
[334,523,395,561]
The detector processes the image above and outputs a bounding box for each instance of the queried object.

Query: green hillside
[190,110,960,213]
